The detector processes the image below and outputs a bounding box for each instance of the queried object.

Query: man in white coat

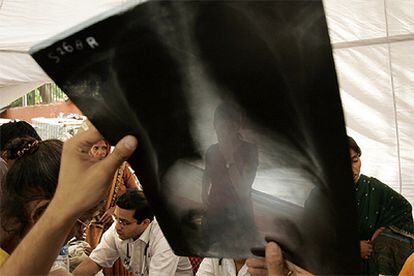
[73,189,192,276]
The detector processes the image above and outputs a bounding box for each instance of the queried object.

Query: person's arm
[49,267,73,275]
[80,224,120,271]
[0,122,137,275]
[360,240,373,259]
[72,257,101,276]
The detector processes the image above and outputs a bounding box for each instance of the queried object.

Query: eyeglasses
[111,214,136,226]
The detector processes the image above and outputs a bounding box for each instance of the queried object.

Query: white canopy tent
[0,0,413,204]
[324,0,414,203]
[0,0,131,107]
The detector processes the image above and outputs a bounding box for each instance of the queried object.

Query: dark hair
[348,136,361,157]
[0,137,63,236]
[2,136,40,160]
[0,121,41,151]
[116,189,154,223]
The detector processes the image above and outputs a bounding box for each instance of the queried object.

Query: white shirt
[197,258,250,276]
[90,220,192,276]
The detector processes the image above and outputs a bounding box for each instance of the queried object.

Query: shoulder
[365,175,385,185]
[100,223,118,243]
[364,175,396,193]
[150,219,161,234]
[107,223,117,234]
[149,220,167,245]
[360,175,388,189]
[363,175,410,202]
[92,224,123,254]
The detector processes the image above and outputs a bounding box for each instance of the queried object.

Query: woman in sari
[85,139,140,275]
[349,136,413,275]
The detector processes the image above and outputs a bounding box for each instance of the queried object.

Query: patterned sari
[356,174,414,274]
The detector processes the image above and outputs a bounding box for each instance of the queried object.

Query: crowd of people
[0,118,413,275]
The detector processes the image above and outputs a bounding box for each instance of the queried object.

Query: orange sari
[86,162,137,276]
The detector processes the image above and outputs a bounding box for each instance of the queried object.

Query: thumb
[266,242,285,275]
[100,135,138,175]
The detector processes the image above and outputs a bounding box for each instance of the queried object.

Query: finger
[246,267,267,276]
[99,215,107,223]
[101,217,108,225]
[76,120,92,135]
[67,122,103,153]
[246,258,266,269]
[265,236,291,255]
[76,124,102,147]
[84,248,92,256]
[103,216,112,225]
[266,242,285,275]
[100,135,138,176]
[100,213,110,221]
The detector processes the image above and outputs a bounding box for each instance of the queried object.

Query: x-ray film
[31,1,360,273]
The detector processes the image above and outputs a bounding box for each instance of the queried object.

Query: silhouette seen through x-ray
[202,103,259,253]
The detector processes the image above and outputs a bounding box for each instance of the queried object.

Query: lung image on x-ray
[30,1,361,273]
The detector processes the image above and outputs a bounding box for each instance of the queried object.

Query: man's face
[89,140,110,160]
[113,206,148,240]
[350,148,361,183]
